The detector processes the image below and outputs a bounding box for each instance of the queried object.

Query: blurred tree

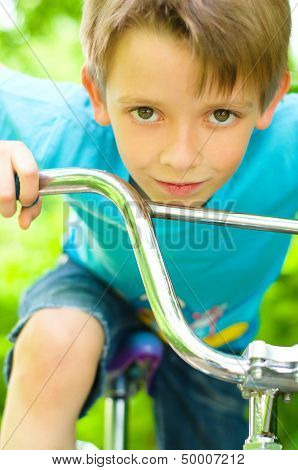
[0,0,84,81]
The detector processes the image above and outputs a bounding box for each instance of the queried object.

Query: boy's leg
[150,344,249,450]
[0,307,105,450]
[1,255,143,450]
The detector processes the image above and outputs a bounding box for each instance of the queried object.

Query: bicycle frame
[16,168,298,450]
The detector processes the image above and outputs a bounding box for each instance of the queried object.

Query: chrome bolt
[242,390,251,399]
[293,364,298,383]
[283,393,292,403]
[251,366,263,380]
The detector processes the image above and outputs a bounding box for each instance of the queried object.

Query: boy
[0,0,297,450]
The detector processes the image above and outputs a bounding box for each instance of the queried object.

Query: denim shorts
[3,254,249,450]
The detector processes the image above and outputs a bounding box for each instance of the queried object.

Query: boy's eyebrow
[117,96,167,107]
[117,95,254,110]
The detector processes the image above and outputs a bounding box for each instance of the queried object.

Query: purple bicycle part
[106,331,164,396]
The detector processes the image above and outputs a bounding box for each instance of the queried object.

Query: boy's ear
[255,70,291,130]
[81,64,111,126]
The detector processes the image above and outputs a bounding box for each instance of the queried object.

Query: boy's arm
[0,66,59,167]
[0,65,95,170]
[0,66,59,228]
[0,65,101,230]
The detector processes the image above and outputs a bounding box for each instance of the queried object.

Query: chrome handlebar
[23,168,298,393]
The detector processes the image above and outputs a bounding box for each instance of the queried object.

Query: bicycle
[14,168,298,450]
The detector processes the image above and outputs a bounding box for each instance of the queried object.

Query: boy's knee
[12,307,105,387]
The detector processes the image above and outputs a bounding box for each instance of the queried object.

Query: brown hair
[80,0,292,113]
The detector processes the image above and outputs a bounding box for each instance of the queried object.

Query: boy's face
[83,28,290,207]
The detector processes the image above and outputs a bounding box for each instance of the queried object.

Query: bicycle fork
[240,388,282,450]
[104,374,129,450]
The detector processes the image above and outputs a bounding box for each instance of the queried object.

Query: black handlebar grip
[15,173,20,200]
[14,173,40,208]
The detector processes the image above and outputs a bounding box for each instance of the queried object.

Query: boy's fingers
[21,195,40,208]
[18,200,42,230]
[10,142,39,207]
[0,155,17,218]
[18,197,42,230]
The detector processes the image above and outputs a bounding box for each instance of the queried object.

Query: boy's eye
[130,107,159,123]
[209,109,237,126]
[129,106,238,126]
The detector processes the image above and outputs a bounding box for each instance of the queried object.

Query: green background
[0,0,297,450]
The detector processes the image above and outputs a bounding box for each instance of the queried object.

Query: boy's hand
[0,140,41,230]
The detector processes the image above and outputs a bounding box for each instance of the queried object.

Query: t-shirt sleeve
[0,66,108,171]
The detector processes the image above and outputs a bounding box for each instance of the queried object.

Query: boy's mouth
[154,179,207,196]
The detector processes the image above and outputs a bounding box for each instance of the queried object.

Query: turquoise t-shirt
[0,66,297,352]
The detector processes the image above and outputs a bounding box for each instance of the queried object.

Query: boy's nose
[159,128,203,172]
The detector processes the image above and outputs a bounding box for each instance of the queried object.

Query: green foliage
[0,1,84,81]
[0,0,298,451]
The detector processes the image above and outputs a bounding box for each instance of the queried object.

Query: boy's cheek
[210,129,252,175]
[116,141,157,172]
[211,151,246,185]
